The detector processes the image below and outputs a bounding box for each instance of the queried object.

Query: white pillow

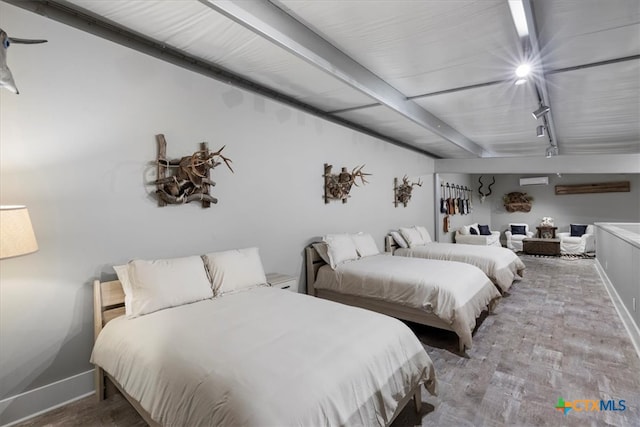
[460,223,479,235]
[399,227,425,248]
[390,231,408,249]
[203,247,267,296]
[322,234,359,269]
[113,264,133,316]
[312,242,332,265]
[351,232,380,257]
[414,226,432,243]
[127,255,213,318]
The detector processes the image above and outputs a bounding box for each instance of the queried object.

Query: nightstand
[266,273,298,292]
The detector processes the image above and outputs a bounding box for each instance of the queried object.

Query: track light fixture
[545,145,558,158]
[536,125,545,137]
[532,104,550,119]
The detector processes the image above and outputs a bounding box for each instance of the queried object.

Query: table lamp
[0,205,38,259]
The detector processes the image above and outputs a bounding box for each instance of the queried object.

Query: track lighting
[545,145,558,158]
[532,104,550,119]
[536,125,545,137]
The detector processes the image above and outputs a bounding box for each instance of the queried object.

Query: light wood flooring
[14,256,640,427]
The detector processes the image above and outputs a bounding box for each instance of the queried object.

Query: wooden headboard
[385,235,399,253]
[93,279,125,342]
[305,244,327,296]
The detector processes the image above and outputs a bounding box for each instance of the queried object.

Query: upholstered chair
[557,224,595,254]
[455,223,501,247]
[505,223,534,252]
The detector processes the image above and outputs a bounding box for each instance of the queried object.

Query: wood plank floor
[14,256,640,427]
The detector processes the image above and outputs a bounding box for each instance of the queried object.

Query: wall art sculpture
[323,163,370,204]
[154,134,233,208]
[394,176,422,207]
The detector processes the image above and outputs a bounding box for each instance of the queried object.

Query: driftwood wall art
[555,181,630,195]
[503,192,533,213]
[154,134,233,208]
[323,163,370,204]
[394,176,422,207]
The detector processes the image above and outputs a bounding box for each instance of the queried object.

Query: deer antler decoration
[153,134,233,208]
[323,163,371,204]
[0,28,48,94]
[478,175,495,203]
[394,175,423,207]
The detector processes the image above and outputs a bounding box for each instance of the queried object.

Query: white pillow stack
[399,226,426,248]
[115,255,213,318]
[414,226,433,243]
[113,247,269,318]
[203,247,267,296]
[322,234,359,269]
[351,232,380,257]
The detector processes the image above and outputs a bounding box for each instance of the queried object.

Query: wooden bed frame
[93,279,161,427]
[305,244,467,353]
[93,278,423,426]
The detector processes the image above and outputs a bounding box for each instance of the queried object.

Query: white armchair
[558,224,595,254]
[455,223,501,247]
[505,223,534,252]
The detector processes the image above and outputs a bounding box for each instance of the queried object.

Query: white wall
[0,3,435,419]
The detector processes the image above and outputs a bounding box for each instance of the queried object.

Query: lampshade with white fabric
[0,205,38,259]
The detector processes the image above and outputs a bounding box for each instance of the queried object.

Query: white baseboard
[0,369,94,427]
[595,261,640,359]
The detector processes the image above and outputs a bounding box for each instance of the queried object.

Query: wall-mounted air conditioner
[519,176,549,186]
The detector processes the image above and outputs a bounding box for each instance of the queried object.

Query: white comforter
[394,243,525,293]
[91,287,436,427]
[313,255,500,350]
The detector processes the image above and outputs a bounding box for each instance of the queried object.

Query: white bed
[385,236,525,293]
[306,247,501,353]
[92,281,436,426]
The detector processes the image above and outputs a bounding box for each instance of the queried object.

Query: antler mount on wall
[154,134,233,208]
[478,175,495,203]
[323,163,370,204]
[394,175,422,207]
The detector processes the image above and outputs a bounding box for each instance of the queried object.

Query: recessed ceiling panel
[535,0,640,70]
[413,82,545,156]
[547,61,640,155]
[66,0,377,111]
[275,0,522,96]
[335,106,476,159]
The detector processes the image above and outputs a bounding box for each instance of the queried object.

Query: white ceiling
[29,0,640,159]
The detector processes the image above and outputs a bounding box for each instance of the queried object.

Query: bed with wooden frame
[305,245,500,353]
[92,278,434,426]
[384,236,526,293]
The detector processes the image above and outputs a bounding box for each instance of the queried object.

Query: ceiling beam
[521,0,560,153]
[200,0,489,158]
[2,0,439,158]
[332,54,640,114]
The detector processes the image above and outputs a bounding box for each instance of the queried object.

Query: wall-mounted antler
[154,134,233,208]
[0,28,48,94]
[394,175,423,207]
[478,175,495,203]
[349,165,371,187]
[324,163,371,204]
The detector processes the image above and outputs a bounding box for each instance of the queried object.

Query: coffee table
[522,238,561,256]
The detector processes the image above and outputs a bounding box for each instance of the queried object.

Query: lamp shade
[0,206,38,259]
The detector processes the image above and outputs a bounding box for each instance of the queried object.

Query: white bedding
[313,255,500,349]
[394,243,525,293]
[91,287,436,426]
